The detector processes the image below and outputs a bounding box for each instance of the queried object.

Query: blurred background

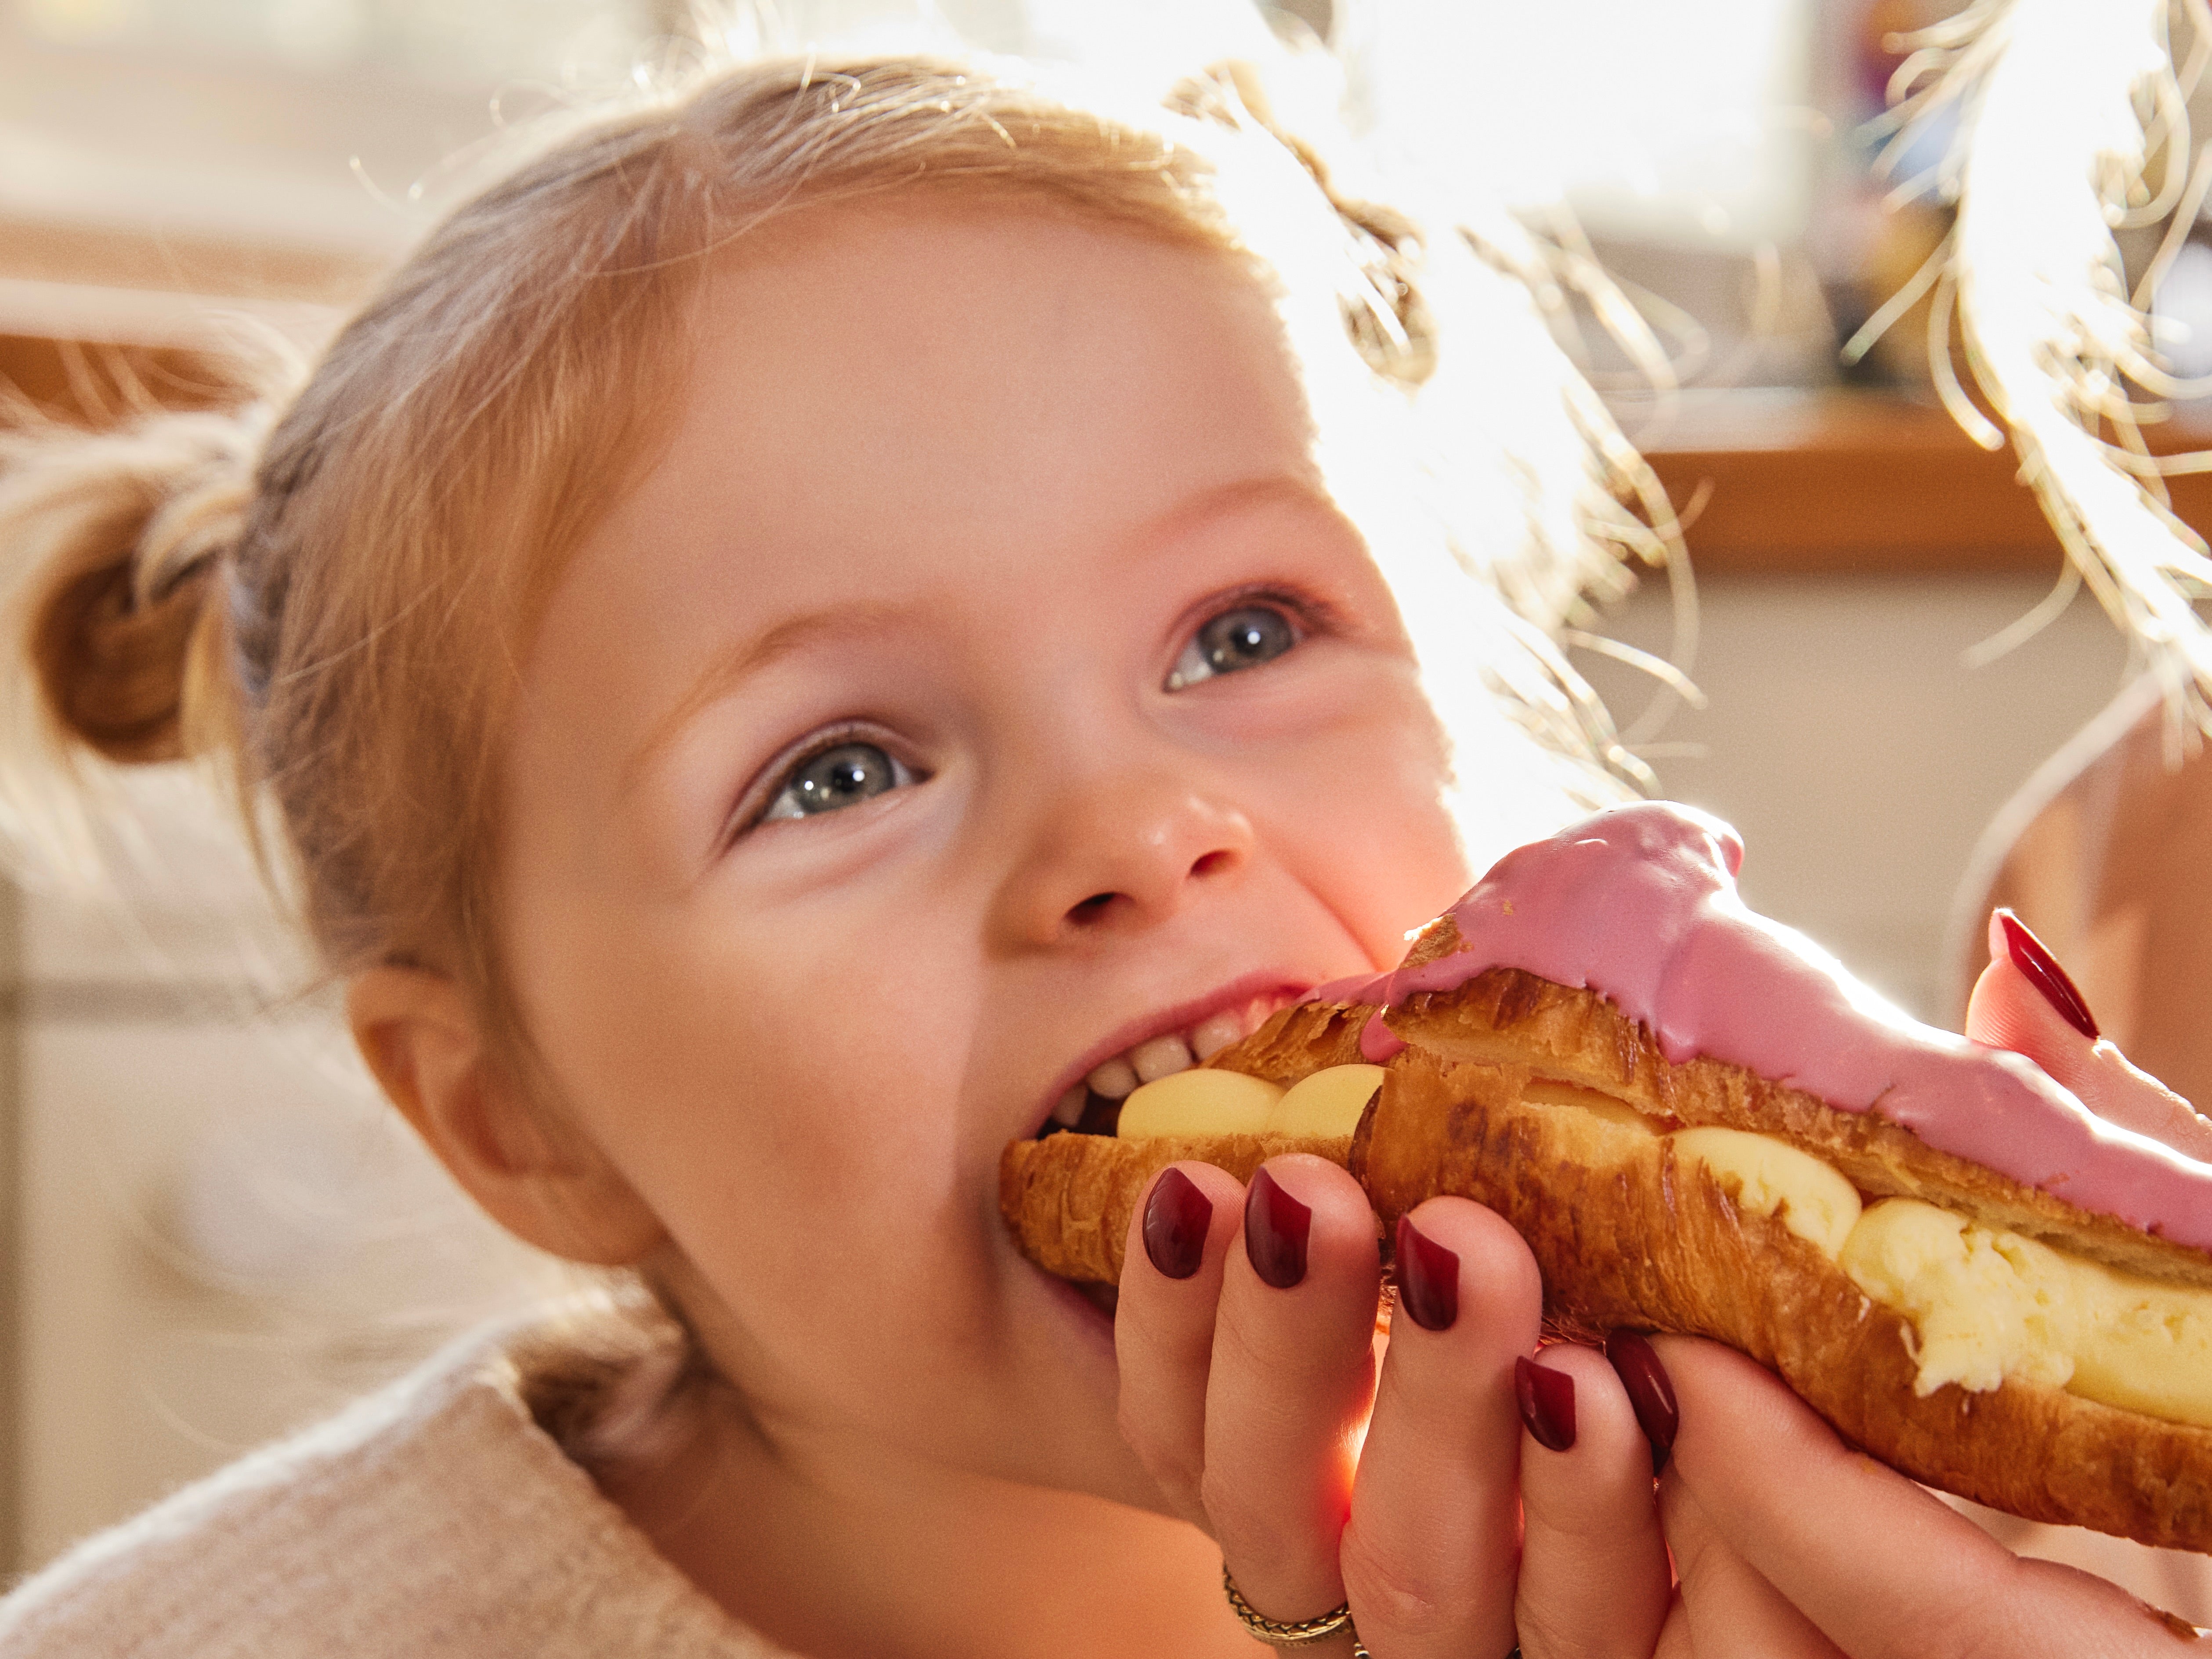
[0,0,2199,1585]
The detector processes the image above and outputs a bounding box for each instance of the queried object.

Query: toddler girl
[0,44,2198,1659]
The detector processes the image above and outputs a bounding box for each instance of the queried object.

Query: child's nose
[989,767,1255,947]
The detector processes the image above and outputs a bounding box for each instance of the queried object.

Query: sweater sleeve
[0,1324,795,1659]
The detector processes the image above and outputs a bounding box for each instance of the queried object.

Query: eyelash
[1228,583,1336,631]
[730,721,920,839]
[1172,585,1336,663]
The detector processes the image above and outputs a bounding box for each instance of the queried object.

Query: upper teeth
[1085,1055,1141,1100]
[1083,1004,1266,1102]
[1190,1009,1244,1059]
[1130,1034,1193,1084]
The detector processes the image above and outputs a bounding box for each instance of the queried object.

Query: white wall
[11,774,553,1574]
[1572,572,2134,1023]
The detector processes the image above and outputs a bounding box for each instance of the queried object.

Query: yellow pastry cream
[1116,1062,1381,1140]
[1114,1068,1281,1137]
[1840,1197,2212,1426]
[1270,1064,1386,1137]
[1670,1126,1863,1261]
[1119,1063,2212,1428]
[1666,1115,2212,1429]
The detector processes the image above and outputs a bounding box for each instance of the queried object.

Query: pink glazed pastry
[1314,801,2212,1550]
[1319,800,2212,1250]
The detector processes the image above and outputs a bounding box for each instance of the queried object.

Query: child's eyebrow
[1146,473,1343,554]
[622,601,907,793]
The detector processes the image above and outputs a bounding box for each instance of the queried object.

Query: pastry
[1000,803,2212,1550]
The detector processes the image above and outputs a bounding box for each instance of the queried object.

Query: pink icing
[1317,801,2212,1251]
[1359,1012,1407,1063]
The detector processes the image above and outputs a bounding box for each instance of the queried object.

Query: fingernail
[1394,1214,1459,1331]
[1514,1354,1576,1452]
[1996,909,2099,1040]
[1605,1330,1679,1474]
[1243,1166,1310,1290]
[1142,1167,1212,1281]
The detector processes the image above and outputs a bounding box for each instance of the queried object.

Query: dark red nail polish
[1142,1167,1212,1281]
[1243,1167,1310,1290]
[1997,909,2099,1040]
[1606,1330,1679,1474]
[1394,1215,1459,1331]
[1515,1355,1576,1452]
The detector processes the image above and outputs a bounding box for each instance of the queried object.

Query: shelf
[1628,389,2212,576]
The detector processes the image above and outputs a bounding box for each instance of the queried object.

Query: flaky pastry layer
[998,972,2212,1550]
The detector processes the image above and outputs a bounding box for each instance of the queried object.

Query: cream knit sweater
[4,1324,2206,1652]
[0,1326,796,1658]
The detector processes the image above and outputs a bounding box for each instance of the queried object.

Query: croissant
[1000,803,2212,1552]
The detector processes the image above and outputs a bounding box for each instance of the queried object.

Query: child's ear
[347,966,666,1267]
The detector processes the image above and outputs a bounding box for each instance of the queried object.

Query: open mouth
[1034,988,1302,1141]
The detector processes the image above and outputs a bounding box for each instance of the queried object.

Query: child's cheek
[646,933,977,1228]
[1245,737,1466,965]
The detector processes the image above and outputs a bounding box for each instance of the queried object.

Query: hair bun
[42,553,216,763]
[8,407,260,766]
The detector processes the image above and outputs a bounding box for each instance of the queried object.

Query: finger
[1655,1335,2196,1658]
[1339,1198,1538,1659]
[1659,1473,1844,1659]
[1650,1602,1695,1659]
[1113,1161,1250,1526]
[1965,910,2212,1160]
[1204,1154,1381,1643]
[1512,1341,1672,1659]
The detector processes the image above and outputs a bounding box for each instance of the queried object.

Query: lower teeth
[1040,1090,1121,1139]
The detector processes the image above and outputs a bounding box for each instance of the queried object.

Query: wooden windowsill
[1628,388,2212,576]
[0,218,376,313]
[0,217,362,422]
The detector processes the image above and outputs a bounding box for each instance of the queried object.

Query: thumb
[1965,910,2212,1162]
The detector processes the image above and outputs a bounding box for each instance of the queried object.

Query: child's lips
[1025,972,1312,1139]
[1037,1269,1121,1347]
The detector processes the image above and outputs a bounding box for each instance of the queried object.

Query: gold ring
[1222,1565,1368,1653]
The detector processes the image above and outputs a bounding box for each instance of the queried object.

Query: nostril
[1068,892,1116,925]
[1191,850,1233,879]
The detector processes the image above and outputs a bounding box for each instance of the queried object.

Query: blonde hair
[0,52,1655,1029]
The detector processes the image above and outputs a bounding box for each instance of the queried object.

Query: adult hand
[1645,906,2208,1657]
[1965,908,2212,1162]
[1651,1334,2201,1657]
[1114,1156,1673,1658]
[1116,909,2210,1657]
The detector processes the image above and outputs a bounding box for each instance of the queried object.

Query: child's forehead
[661,199,1319,500]
[537,199,1351,677]
[689,191,1272,335]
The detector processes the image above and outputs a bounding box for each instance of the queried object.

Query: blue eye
[760,741,916,822]
[1166,604,1300,690]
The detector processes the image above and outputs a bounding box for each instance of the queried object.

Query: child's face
[496,202,1475,1504]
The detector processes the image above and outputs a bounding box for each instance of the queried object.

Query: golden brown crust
[999,974,2212,1551]
[1389,965,2212,1290]
[1354,1048,2212,1554]
[1201,998,1372,1084]
[1000,1129,1354,1283]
